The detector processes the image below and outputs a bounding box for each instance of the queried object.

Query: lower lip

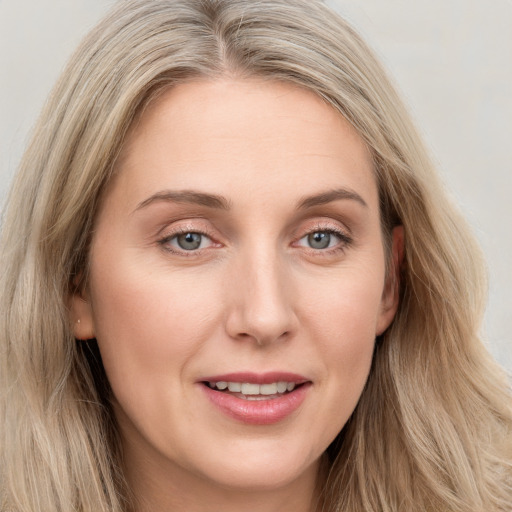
[200,383,310,425]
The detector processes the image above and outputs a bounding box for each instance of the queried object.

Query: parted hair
[1,1,511,511]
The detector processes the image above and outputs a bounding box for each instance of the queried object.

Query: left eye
[298,231,341,250]
[167,232,212,251]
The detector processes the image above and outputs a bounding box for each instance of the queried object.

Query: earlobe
[376,225,404,336]
[69,284,96,340]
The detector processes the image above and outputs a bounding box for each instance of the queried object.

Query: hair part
[1,1,511,511]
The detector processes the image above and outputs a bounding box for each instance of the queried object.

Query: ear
[376,226,404,336]
[69,278,96,340]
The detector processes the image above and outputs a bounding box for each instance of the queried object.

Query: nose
[225,249,296,346]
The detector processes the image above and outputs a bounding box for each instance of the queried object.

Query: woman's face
[71,79,400,498]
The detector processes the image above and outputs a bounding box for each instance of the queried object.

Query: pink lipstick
[198,372,311,425]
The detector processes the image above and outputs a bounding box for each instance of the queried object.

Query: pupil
[308,232,330,249]
[177,232,202,250]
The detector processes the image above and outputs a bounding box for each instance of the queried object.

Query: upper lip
[199,371,309,385]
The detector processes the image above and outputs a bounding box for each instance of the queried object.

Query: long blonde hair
[1,1,510,510]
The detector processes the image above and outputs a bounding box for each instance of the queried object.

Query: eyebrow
[134,190,231,212]
[133,186,367,214]
[297,188,368,210]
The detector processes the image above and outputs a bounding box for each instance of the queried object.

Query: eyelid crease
[156,218,213,234]
[296,216,352,238]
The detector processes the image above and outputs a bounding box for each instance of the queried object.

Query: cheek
[306,262,385,345]
[302,264,385,413]
[87,251,221,396]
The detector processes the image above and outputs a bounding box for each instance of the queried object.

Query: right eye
[160,231,214,253]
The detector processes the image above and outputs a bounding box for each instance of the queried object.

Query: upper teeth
[208,381,296,395]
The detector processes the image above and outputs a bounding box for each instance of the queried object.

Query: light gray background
[1,0,511,373]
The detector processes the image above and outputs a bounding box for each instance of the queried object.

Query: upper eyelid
[300,227,348,239]
[154,217,352,243]
[294,218,352,238]
[159,228,216,245]
[156,218,217,237]
[296,228,351,246]
[161,230,212,242]
[155,220,219,249]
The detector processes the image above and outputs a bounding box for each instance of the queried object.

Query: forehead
[110,78,377,213]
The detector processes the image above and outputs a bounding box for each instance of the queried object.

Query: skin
[71,79,402,512]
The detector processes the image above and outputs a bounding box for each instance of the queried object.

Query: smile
[199,372,310,424]
[205,381,297,399]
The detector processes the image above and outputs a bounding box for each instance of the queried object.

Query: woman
[1,0,510,511]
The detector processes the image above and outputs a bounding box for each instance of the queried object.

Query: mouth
[202,380,304,401]
[199,372,311,424]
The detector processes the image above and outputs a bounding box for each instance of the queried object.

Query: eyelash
[295,225,352,255]
[157,224,352,256]
[157,226,219,256]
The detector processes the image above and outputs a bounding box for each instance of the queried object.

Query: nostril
[225,289,296,346]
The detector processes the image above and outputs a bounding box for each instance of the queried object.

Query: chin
[194,441,322,492]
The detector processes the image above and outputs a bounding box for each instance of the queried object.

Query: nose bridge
[226,242,295,345]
